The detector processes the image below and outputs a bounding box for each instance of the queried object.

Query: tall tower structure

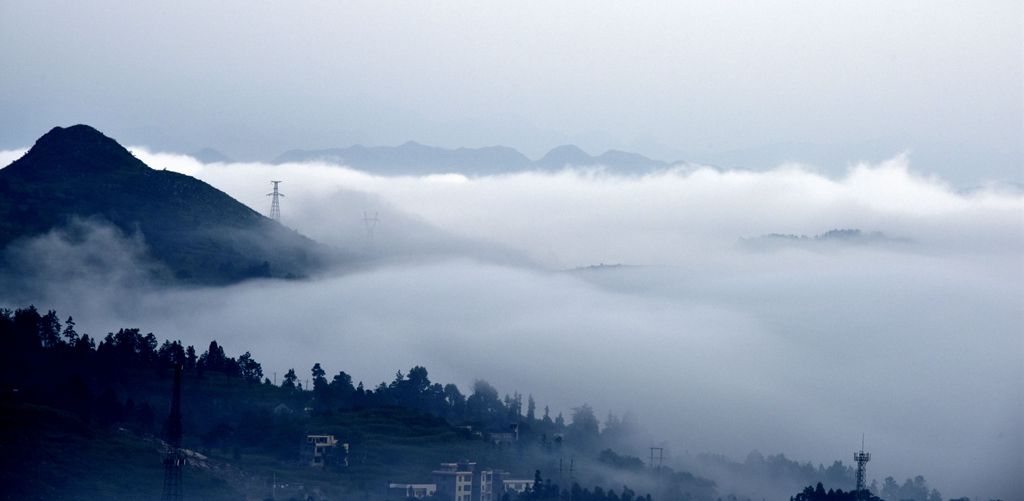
[267,180,284,221]
[649,447,664,470]
[853,436,871,497]
[363,211,379,241]
[162,364,185,501]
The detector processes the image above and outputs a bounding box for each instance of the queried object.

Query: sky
[0,1,1021,183]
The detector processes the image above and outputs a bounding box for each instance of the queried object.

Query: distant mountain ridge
[272,140,1023,185]
[190,147,233,164]
[273,142,670,174]
[0,125,328,284]
[740,228,908,251]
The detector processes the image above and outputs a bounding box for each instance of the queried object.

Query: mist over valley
[1,2,1020,499]
[1,126,1019,499]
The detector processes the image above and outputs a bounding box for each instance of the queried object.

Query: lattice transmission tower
[267,180,284,221]
[853,435,871,499]
[363,211,379,242]
[162,364,185,500]
[649,447,664,470]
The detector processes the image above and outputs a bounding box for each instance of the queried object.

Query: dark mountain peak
[37,124,111,145]
[1,125,329,284]
[10,124,146,175]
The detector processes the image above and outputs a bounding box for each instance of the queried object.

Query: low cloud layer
[1,150,1021,498]
[129,149,1023,265]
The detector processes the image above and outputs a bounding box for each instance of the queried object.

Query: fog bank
[1,151,1021,499]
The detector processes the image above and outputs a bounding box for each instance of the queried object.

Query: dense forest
[0,305,673,500]
[789,482,882,501]
[0,305,963,501]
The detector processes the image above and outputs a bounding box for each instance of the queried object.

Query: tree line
[1,305,967,501]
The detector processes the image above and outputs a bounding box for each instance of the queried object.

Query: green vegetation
[0,305,957,501]
[0,402,239,500]
[790,483,883,501]
[0,305,673,500]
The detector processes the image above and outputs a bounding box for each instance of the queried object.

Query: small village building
[387,483,438,499]
[300,434,348,468]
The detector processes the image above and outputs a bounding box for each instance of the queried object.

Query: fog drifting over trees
[1,149,1020,499]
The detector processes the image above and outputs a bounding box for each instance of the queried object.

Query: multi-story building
[502,479,534,495]
[431,461,513,501]
[480,469,508,501]
[387,461,534,501]
[489,432,517,446]
[433,462,476,501]
[387,483,437,499]
[300,434,348,468]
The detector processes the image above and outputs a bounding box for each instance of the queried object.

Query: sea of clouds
[1,147,1021,499]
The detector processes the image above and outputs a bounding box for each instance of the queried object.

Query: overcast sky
[1,1,1021,181]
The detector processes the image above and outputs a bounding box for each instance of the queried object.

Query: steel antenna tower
[363,211,379,241]
[162,363,185,501]
[267,181,284,221]
[853,434,871,498]
[649,447,664,470]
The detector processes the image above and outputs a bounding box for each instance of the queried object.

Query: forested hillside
[0,306,951,501]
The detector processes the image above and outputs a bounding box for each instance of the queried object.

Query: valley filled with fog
[1,149,1021,499]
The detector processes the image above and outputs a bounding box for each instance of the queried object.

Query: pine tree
[62,316,79,344]
[282,368,298,389]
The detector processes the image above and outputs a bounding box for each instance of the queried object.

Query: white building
[433,462,476,501]
[387,483,437,499]
[431,461,513,501]
[503,479,534,495]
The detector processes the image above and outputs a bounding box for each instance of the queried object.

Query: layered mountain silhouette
[533,145,668,171]
[190,147,233,164]
[0,125,327,284]
[273,142,669,174]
